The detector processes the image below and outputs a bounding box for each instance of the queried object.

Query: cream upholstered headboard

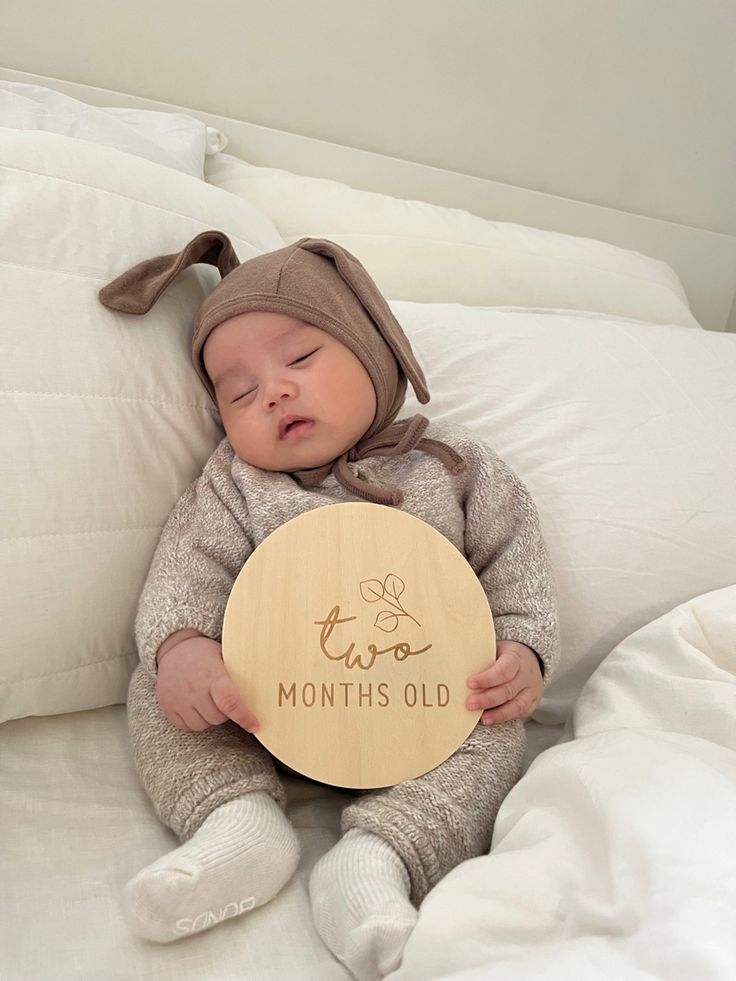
[1,0,734,331]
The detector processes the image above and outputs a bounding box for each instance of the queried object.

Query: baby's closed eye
[232,386,257,403]
[289,348,319,366]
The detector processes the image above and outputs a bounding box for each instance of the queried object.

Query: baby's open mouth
[279,416,314,440]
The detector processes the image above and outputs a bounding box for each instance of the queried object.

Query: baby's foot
[309,829,418,981]
[125,792,299,942]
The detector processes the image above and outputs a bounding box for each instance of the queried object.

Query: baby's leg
[310,720,525,979]
[125,664,299,943]
[343,718,526,903]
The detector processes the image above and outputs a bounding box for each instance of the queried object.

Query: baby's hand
[466,640,543,725]
[156,633,260,734]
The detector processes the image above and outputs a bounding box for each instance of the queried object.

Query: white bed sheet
[0,707,561,980]
[1,705,349,980]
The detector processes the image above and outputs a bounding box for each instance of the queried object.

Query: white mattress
[0,708,561,979]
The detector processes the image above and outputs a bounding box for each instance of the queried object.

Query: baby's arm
[134,443,258,729]
[455,434,559,720]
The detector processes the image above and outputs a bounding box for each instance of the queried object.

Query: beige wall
[2,0,734,241]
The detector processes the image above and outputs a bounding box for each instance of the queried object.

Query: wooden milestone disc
[222,502,495,789]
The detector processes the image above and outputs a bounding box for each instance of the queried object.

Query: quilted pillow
[0,128,284,721]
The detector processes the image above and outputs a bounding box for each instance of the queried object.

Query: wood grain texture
[222,503,494,788]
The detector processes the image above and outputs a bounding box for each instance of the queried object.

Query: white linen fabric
[391,584,736,981]
[0,706,352,980]
[0,127,284,722]
[205,154,698,328]
[1,80,227,177]
[0,701,560,979]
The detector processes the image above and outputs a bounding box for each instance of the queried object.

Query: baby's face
[203,312,377,472]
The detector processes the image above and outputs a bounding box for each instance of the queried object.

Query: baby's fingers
[481,689,537,726]
[195,693,230,727]
[467,654,518,692]
[210,674,260,733]
[179,705,221,732]
[466,680,520,712]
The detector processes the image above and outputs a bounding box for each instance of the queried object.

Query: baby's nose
[264,379,297,408]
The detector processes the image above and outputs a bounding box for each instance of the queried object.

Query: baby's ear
[99,230,240,315]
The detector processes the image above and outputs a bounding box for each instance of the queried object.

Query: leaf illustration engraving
[358,572,421,628]
[383,573,405,601]
[359,579,384,604]
[374,610,399,633]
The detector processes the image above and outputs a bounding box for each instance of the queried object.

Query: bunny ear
[298,238,430,405]
[98,230,241,315]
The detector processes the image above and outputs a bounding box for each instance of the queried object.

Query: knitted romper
[127,420,559,905]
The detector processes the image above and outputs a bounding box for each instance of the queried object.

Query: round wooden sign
[222,503,495,789]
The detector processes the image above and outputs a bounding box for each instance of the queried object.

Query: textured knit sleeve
[458,434,560,684]
[134,441,254,678]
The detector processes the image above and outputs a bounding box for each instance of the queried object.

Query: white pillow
[0,127,284,722]
[0,80,227,178]
[393,302,736,722]
[205,154,698,328]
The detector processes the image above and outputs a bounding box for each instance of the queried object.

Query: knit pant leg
[341,719,526,905]
[127,663,285,841]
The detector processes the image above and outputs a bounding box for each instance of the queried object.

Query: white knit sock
[125,792,300,943]
[309,829,418,981]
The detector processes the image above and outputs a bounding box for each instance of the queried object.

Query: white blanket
[392,584,736,981]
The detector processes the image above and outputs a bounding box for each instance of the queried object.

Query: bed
[1,65,735,981]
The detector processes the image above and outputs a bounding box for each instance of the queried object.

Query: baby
[99,234,559,981]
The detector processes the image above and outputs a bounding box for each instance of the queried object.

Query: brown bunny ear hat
[99,232,464,506]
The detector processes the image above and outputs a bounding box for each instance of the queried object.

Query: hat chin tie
[294,414,466,507]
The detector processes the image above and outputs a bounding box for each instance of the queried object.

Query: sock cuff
[341,802,439,904]
[176,776,287,841]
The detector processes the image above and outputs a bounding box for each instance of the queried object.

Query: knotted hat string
[298,414,466,506]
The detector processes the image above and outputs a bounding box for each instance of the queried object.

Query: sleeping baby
[99,235,559,981]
